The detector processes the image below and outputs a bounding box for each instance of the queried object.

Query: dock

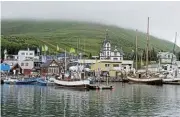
[89,84,113,90]
[163,81,180,85]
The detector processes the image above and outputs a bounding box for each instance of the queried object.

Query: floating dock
[89,84,113,90]
[163,81,180,85]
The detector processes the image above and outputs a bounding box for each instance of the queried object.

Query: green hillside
[1,20,179,58]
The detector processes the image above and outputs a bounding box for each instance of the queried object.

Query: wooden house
[41,60,62,76]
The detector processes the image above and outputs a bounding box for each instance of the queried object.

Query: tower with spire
[99,29,111,60]
[99,29,124,61]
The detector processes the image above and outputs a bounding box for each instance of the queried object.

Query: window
[114,52,117,56]
[30,53,33,55]
[26,63,28,66]
[124,67,126,69]
[26,53,28,55]
[168,55,170,58]
[113,58,118,60]
[105,64,110,67]
[21,63,24,66]
[21,53,25,55]
[113,64,119,67]
[107,52,109,56]
[107,43,109,47]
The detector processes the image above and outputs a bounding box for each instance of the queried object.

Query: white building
[18,48,36,61]
[99,30,124,61]
[3,48,40,75]
[157,52,176,64]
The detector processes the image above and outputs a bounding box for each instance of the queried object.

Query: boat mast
[171,32,177,65]
[146,17,150,76]
[135,29,138,72]
[65,49,66,74]
[83,38,85,79]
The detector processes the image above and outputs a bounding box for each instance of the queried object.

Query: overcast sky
[1,1,180,47]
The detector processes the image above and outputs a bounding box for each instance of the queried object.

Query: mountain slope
[1,20,179,57]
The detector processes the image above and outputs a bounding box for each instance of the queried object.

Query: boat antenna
[146,17,150,76]
[135,29,138,72]
[171,32,177,65]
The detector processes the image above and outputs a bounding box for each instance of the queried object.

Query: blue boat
[36,78,55,86]
[16,77,39,85]
[36,78,47,86]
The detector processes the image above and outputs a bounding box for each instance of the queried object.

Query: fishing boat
[157,33,180,83]
[127,17,163,85]
[54,48,91,89]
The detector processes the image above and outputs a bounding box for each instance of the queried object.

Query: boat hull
[1,79,4,84]
[36,79,47,86]
[16,81,36,85]
[16,78,38,85]
[127,76,163,85]
[54,79,90,89]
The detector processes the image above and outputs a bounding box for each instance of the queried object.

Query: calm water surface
[1,83,180,117]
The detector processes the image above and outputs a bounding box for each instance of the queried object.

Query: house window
[26,63,28,66]
[107,52,109,56]
[21,53,25,55]
[26,53,28,55]
[21,63,24,66]
[105,64,110,67]
[30,53,33,55]
[113,64,119,67]
[107,43,109,47]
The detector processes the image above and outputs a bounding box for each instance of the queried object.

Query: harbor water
[1,83,180,117]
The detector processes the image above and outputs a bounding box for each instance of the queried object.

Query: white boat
[4,78,18,84]
[127,76,163,85]
[54,79,90,89]
[159,66,180,83]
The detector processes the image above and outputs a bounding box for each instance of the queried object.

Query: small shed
[10,63,22,75]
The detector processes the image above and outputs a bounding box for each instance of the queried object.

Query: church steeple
[105,29,109,41]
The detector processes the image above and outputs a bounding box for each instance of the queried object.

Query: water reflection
[1,83,180,117]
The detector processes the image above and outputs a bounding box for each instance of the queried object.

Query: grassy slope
[1,20,179,55]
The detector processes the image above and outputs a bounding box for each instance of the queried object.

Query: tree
[178,52,180,61]
[88,53,92,59]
